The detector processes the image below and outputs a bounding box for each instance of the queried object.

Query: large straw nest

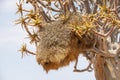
[36,14,94,72]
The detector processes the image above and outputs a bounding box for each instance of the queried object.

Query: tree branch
[74,62,93,72]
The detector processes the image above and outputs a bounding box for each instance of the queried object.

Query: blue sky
[0,0,95,80]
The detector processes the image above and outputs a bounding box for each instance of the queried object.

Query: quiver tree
[16,0,120,80]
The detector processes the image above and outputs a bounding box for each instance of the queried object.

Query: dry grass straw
[36,14,83,72]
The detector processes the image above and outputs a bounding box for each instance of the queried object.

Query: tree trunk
[94,55,120,80]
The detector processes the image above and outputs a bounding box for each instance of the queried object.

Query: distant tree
[16,0,120,80]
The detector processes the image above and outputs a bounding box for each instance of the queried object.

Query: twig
[26,49,36,55]
[74,62,93,72]
[83,0,91,13]
[70,0,76,12]
[36,0,61,12]
[39,6,51,22]
[74,57,78,69]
